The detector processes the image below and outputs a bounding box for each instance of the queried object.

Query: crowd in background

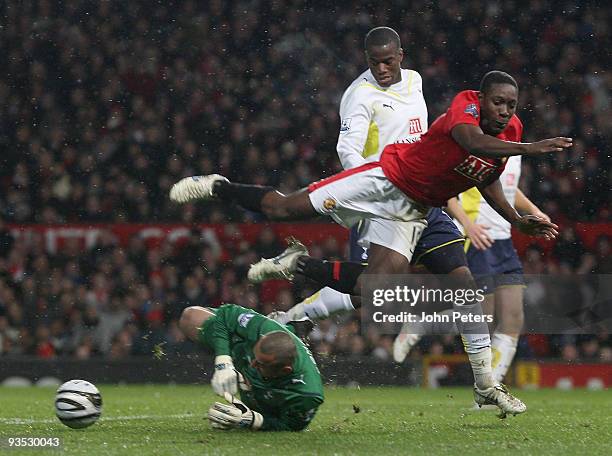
[1,0,610,225]
[0,0,610,363]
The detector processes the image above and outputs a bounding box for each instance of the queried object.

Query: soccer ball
[55,379,102,429]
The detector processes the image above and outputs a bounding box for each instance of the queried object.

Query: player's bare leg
[491,285,524,383]
[259,189,319,221]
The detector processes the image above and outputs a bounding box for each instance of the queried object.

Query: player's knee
[353,274,364,296]
[263,204,292,220]
[449,266,477,289]
[261,191,314,220]
[499,307,524,334]
[261,193,290,219]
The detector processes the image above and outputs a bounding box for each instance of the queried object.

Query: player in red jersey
[380,88,524,207]
[170,71,572,416]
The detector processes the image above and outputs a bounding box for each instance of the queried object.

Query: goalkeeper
[179,303,324,431]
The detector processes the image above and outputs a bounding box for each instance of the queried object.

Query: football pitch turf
[1,385,611,455]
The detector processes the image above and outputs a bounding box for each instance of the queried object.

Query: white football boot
[268,303,307,325]
[392,321,423,363]
[169,174,228,203]
[473,383,527,418]
[267,310,291,325]
[248,238,308,283]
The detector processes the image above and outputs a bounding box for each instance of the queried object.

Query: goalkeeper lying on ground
[179,303,324,431]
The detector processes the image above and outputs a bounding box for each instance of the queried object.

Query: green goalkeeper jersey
[199,304,324,431]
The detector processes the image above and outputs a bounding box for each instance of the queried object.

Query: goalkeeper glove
[208,392,264,430]
[211,355,243,396]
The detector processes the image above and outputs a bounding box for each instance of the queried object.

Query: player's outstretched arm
[451,124,572,158]
[179,305,247,397]
[480,179,558,240]
[514,188,550,221]
[446,197,493,250]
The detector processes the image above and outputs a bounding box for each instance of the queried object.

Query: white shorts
[356,218,427,262]
[308,163,428,261]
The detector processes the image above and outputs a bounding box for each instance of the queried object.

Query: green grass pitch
[1,385,611,455]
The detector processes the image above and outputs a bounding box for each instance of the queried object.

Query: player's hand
[208,392,263,430]
[211,355,241,396]
[465,222,493,250]
[531,209,551,223]
[514,215,559,240]
[526,137,573,155]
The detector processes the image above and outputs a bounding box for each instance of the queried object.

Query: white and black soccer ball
[55,379,102,429]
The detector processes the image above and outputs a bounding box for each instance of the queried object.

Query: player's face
[251,342,288,379]
[478,83,518,135]
[365,44,403,87]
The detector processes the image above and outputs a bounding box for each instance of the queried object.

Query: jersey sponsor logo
[323,198,337,210]
[408,118,423,135]
[340,117,352,132]
[464,103,479,118]
[505,173,516,186]
[394,136,421,144]
[237,313,255,328]
[382,102,394,111]
[454,155,499,182]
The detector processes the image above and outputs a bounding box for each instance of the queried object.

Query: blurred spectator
[552,227,584,269]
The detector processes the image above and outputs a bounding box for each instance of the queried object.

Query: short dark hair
[259,331,297,367]
[479,70,518,94]
[364,27,401,51]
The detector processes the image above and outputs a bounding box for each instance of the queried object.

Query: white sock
[403,307,493,388]
[300,287,354,321]
[467,346,495,389]
[454,299,493,389]
[491,332,518,383]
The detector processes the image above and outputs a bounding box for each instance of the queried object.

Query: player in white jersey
[337,63,426,170]
[394,155,550,386]
[336,28,428,259]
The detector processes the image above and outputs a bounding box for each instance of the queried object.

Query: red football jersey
[380,90,523,207]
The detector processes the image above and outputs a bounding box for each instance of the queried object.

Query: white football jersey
[337,68,428,169]
[458,155,522,240]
